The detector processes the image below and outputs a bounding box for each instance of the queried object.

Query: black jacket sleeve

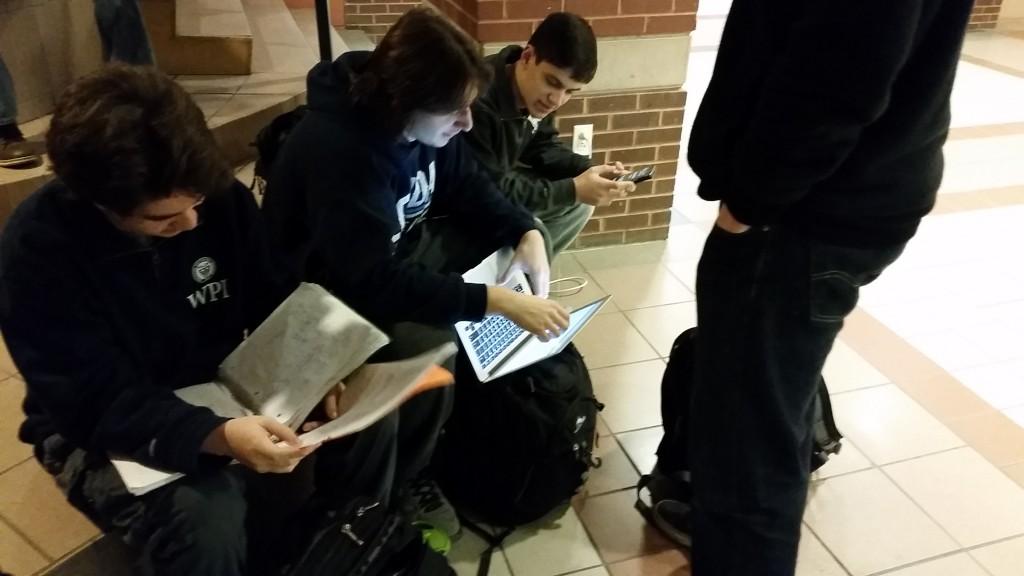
[295,133,490,329]
[465,103,586,213]
[0,248,227,474]
[522,115,593,181]
[723,1,925,226]
[433,136,538,249]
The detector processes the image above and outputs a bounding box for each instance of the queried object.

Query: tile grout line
[800,521,854,576]
[33,534,107,576]
[862,547,994,576]
[0,510,52,564]
[826,380,893,397]
[0,453,33,476]
[809,445,969,487]
[960,53,1024,80]
[843,307,1024,482]
[859,526,1024,576]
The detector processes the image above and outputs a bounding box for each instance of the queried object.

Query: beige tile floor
[5,19,1024,576]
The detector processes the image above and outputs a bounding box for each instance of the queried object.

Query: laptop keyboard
[468,285,526,369]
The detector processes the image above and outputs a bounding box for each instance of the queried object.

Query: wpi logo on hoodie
[392,162,436,243]
[186,256,230,308]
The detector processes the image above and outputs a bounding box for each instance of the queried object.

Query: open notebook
[110,283,456,496]
[454,250,609,383]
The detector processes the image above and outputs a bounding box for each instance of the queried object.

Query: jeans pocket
[809,241,905,324]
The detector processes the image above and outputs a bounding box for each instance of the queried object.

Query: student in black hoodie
[464,12,635,259]
[263,7,570,539]
[0,66,404,576]
[644,2,973,574]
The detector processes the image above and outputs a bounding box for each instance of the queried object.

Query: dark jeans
[0,56,16,126]
[93,0,154,65]
[43,384,451,576]
[688,224,904,576]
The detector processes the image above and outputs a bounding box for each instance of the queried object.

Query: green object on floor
[414,522,452,556]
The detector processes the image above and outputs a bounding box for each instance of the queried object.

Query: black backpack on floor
[279,496,453,576]
[435,343,603,528]
[655,327,842,477]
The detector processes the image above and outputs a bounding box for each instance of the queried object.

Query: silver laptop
[455,249,610,383]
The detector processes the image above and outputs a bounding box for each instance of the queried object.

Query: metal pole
[315,0,333,62]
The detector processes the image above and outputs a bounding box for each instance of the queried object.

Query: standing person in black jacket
[464,12,635,259]
[646,2,973,574]
[0,66,406,576]
[262,7,569,541]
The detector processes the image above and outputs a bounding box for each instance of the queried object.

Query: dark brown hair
[46,65,233,216]
[529,12,598,83]
[351,6,492,137]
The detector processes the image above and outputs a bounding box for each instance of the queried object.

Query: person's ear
[521,45,536,67]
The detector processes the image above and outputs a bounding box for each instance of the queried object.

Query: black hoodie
[262,52,537,331]
[0,180,291,474]
[688,0,972,247]
[464,45,592,213]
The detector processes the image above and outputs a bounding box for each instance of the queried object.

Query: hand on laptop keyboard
[485,285,570,341]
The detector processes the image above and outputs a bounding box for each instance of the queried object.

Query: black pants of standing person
[687,224,905,576]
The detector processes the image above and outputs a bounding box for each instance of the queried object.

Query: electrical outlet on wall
[572,124,593,158]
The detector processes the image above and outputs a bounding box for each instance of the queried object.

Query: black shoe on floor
[636,467,693,548]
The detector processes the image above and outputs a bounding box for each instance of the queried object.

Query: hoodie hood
[306,50,370,117]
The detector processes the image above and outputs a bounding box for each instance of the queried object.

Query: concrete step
[243,0,317,73]
[176,0,253,39]
[141,0,253,75]
[289,7,348,61]
[337,28,376,52]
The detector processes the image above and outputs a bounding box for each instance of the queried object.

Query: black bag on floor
[654,327,843,476]
[435,343,603,528]
[279,496,453,576]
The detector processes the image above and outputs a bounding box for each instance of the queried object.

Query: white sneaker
[407,475,461,540]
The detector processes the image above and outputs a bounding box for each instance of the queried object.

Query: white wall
[1002,0,1024,21]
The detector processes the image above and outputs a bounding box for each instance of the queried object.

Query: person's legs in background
[535,202,594,262]
[688,226,903,576]
[93,0,155,65]
[0,56,40,168]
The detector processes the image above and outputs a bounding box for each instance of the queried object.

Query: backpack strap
[457,514,515,576]
[816,377,843,453]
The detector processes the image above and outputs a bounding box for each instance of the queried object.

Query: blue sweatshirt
[262,51,537,331]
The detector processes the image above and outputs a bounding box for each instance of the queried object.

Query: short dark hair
[528,13,598,83]
[352,6,491,137]
[46,65,233,216]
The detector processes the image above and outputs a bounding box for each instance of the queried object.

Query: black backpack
[250,105,308,195]
[435,343,603,528]
[654,327,842,477]
[279,496,453,576]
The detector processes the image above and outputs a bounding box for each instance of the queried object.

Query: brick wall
[970,0,1003,30]
[344,0,422,41]
[344,0,477,41]
[433,0,478,35]
[555,89,685,248]
[282,0,346,25]
[477,0,697,43]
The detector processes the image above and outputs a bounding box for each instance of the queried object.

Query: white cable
[548,276,588,297]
